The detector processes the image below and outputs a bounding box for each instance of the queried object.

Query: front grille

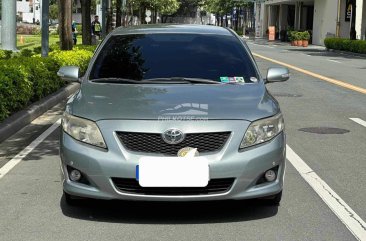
[116,131,231,156]
[111,178,235,196]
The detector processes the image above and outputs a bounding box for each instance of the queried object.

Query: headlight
[240,113,284,149]
[62,112,107,149]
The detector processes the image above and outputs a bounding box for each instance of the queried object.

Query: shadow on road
[60,196,279,224]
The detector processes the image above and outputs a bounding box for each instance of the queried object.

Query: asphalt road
[0,41,365,241]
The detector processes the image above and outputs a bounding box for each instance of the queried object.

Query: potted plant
[296,32,303,47]
[302,31,311,47]
[288,31,296,46]
[291,31,299,46]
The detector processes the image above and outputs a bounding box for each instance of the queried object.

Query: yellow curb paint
[253,53,366,95]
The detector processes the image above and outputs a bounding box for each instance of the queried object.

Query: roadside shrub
[0,63,32,120]
[3,57,64,103]
[74,45,98,52]
[0,50,13,59]
[0,45,95,122]
[32,44,59,55]
[20,49,34,57]
[235,30,243,36]
[76,24,83,33]
[0,56,67,121]
[49,49,94,74]
[324,38,366,54]
[17,25,41,35]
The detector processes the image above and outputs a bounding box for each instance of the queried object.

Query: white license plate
[137,157,209,187]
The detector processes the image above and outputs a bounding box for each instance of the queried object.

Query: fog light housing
[265,170,277,182]
[70,169,82,182]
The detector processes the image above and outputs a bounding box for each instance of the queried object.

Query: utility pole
[1,0,17,51]
[41,0,50,57]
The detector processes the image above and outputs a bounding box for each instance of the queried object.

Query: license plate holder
[137,157,209,187]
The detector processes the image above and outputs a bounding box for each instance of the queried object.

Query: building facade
[255,0,366,45]
[17,0,41,24]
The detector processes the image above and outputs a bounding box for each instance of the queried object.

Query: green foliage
[204,0,252,15]
[288,31,300,41]
[324,38,366,54]
[131,0,180,16]
[20,49,34,57]
[0,50,13,60]
[49,4,59,20]
[302,31,311,40]
[49,49,94,74]
[0,46,96,122]
[76,24,83,33]
[294,32,302,41]
[0,62,33,121]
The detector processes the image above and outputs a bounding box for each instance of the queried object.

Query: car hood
[68,83,279,122]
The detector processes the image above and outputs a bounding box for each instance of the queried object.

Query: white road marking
[0,119,61,179]
[328,59,342,64]
[350,118,366,128]
[287,145,366,241]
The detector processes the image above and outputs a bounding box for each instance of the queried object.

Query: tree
[58,0,73,50]
[81,0,92,45]
[116,0,122,27]
[203,0,252,27]
[49,4,59,20]
[130,0,180,23]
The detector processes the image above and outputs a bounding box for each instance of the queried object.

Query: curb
[326,48,366,58]
[0,83,80,143]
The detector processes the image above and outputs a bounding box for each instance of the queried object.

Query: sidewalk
[246,38,366,58]
[246,38,326,50]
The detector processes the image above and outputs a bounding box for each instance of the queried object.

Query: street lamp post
[1,0,17,51]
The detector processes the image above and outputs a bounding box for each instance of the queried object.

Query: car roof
[111,24,233,36]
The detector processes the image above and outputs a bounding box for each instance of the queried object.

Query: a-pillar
[1,0,17,51]
[355,0,366,39]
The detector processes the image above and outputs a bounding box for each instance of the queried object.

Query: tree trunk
[154,8,158,23]
[139,6,143,24]
[81,0,92,45]
[58,0,73,50]
[106,0,113,33]
[116,0,122,27]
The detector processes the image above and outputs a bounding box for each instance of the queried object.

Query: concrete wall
[313,0,338,45]
[355,0,366,39]
[339,0,351,38]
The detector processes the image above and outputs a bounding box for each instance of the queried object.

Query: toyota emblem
[162,129,185,144]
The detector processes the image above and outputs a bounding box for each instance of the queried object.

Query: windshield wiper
[89,78,142,84]
[143,77,223,84]
[90,77,225,85]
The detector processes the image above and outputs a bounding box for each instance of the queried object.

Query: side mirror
[265,67,290,84]
[57,66,80,82]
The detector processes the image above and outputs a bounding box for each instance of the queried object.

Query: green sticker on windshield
[220,77,229,83]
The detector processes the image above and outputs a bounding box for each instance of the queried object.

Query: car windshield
[89,33,259,83]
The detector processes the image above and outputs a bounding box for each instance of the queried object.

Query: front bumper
[60,120,286,201]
